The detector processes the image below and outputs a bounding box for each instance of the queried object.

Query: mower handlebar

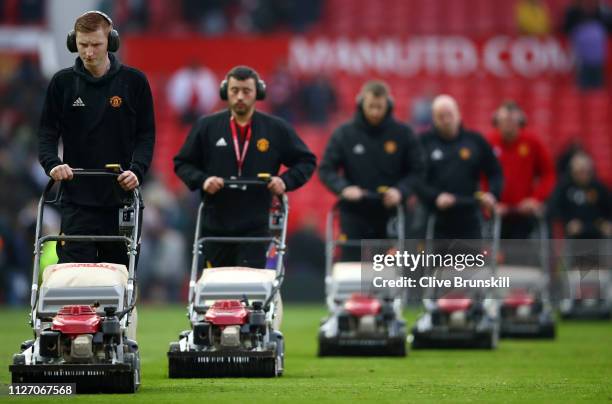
[223,173,273,188]
[43,166,139,203]
[337,187,393,206]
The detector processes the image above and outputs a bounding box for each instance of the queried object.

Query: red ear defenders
[67,10,120,53]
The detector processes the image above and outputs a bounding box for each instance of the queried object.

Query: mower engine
[338,294,395,335]
[318,292,406,356]
[435,295,481,329]
[501,289,541,321]
[40,305,122,363]
[193,300,267,350]
[169,299,283,377]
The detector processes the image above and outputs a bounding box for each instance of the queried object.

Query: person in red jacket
[486,100,556,238]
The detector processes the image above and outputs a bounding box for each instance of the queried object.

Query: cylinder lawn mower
[168,176,287,377]
[9,167,142,393]
[318,192,408,357]
[559,238,612,320]
[498,215,556,338]
[411,204,501,349]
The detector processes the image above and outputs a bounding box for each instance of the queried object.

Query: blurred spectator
[563,0,612,31]
[298,74,337,125]
[267,63,297,123]
[167,61,218,125]
[182,0,234,35]
[138,205,187,302]
[236,0,322,34]
[97,0,322,35]
[18,0,45,25]
[98,0,149,32]
[6,57,46,133]
[285,0,323,33]
[516,0,551,35]
[409,91,434,134]
[563,0,612,89]
[138,178,189,302]
[549,152,612,238]
[0,217,26,305]
[286,215,325,275]
[486,101,556,238]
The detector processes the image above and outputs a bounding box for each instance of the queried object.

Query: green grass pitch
[1,305,611,403]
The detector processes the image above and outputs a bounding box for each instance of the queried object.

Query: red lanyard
[230,117,252,176]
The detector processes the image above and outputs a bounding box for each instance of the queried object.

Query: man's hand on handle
[435,192,456,210]
[203,176,225,195]
[341,186,364,201]
[49,164,74,181]
[478,191,497,211]
[267,176,286,196]
[117,170,140,191]
[517,197,543,216]
[383,187,402,208]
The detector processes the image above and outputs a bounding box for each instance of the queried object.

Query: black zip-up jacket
[417,126,503,211]
[549,176,612,238]
[318,106,425,214]
[173,109,316,234]
[38,53,155,207]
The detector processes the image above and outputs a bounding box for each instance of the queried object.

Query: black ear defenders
[356,80,394,109]
[356,93,395,109]
[67,10,120,53]
[219,67,266,101]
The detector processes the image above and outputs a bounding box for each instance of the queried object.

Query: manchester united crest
[109,96,122,108]
[459,147,471,160]
[586,189,599,204]
[518,143,530,157]
[257,138,270,152]
[384,140,397,154]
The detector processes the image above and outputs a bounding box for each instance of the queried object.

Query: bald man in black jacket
[417,95,502,239]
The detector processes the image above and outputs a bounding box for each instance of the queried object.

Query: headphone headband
[219,66,266,101]
[66,10,120,53]
[79,10,114,26]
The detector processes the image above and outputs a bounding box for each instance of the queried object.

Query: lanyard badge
[230,117,252,176]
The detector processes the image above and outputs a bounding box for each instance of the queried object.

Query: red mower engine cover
[438,294,472,313]
[577,284,600,299]
[504,289,535,308]
[51,305,101,335]
[205,300,249,326]
[344,294,382,317]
